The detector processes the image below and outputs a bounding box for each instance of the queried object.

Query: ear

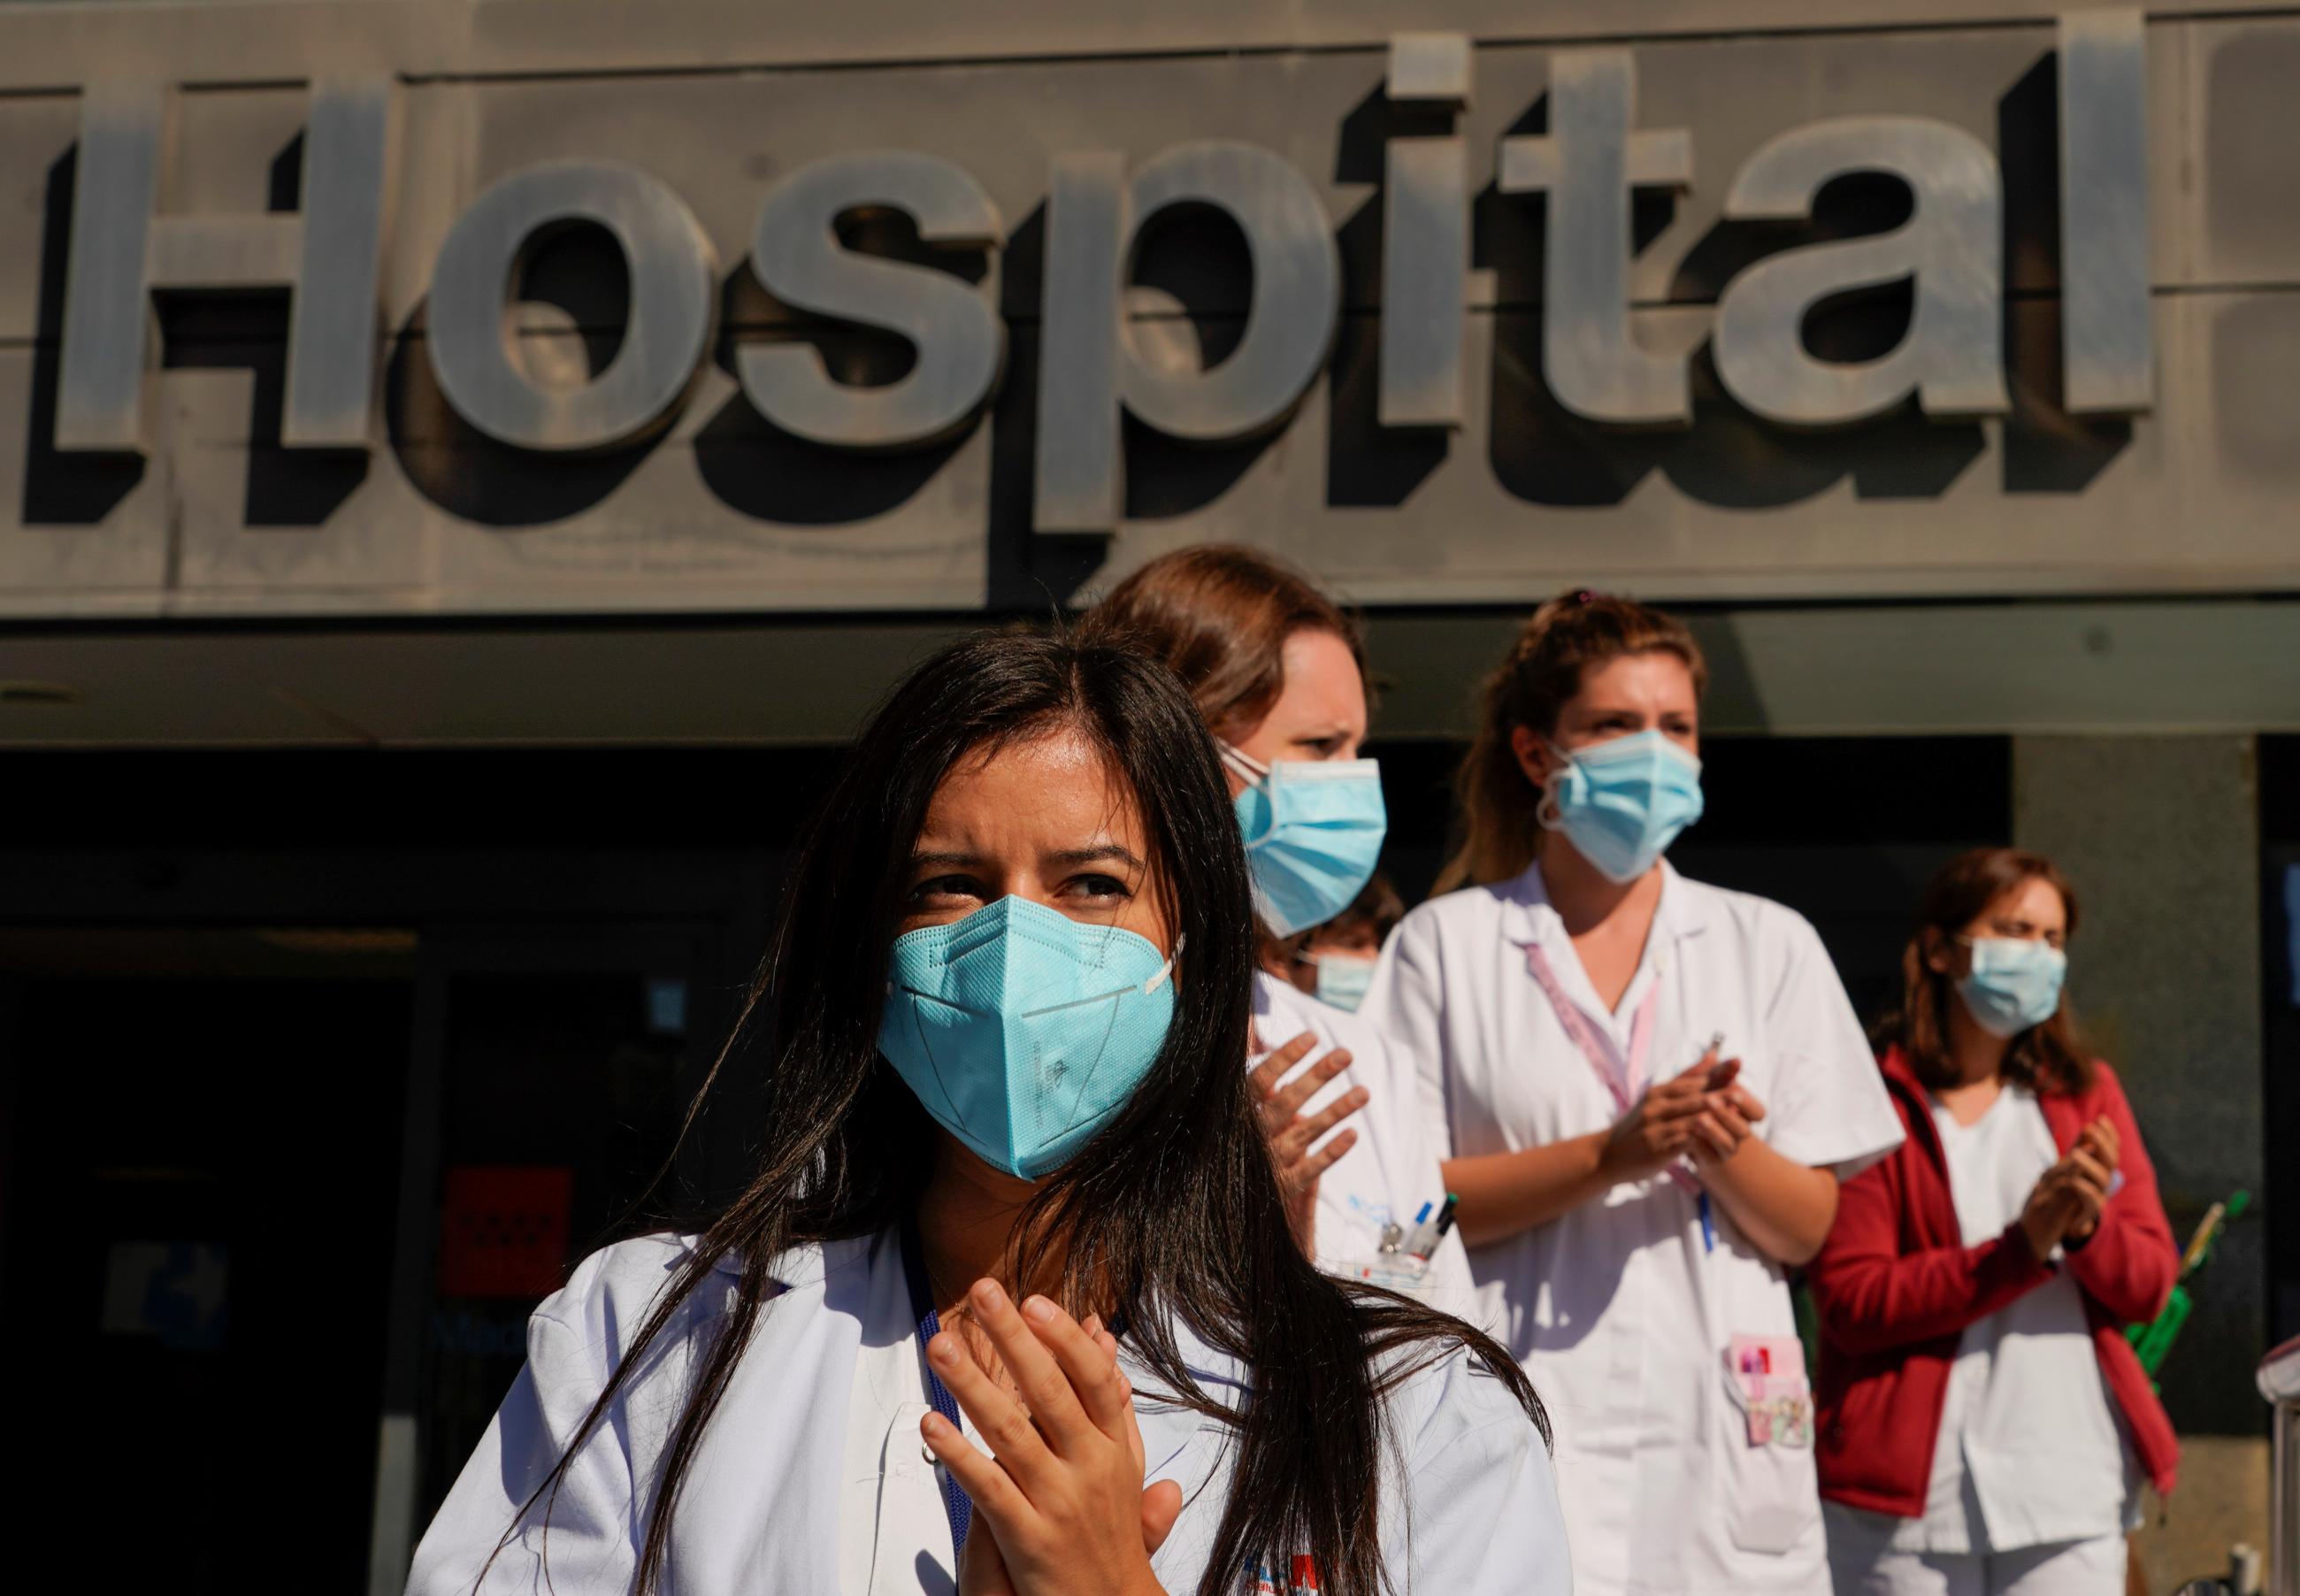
[1920,927,1959,978]
[1508,724,1556,788]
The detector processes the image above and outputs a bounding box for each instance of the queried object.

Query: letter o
[426,160,718,451]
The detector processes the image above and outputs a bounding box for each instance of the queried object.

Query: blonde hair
[1435,590,1708,893]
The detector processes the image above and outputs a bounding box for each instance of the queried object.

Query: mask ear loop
[1143,933,1185,995]
[1217,742,1271,788]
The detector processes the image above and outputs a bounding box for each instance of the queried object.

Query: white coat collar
[683,1230,1237,1481]
[1494,857,1709,951]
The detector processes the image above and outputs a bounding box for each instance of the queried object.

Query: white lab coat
[1253,970,1479,1320]
[407,1226,1573,1596]
[1361,860,1904,1596]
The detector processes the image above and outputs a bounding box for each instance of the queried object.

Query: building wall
[0,1,2297,618]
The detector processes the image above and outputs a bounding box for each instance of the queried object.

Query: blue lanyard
[900,1222,973,1557]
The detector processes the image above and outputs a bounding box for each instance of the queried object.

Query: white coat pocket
[1717,1332,1818,1555]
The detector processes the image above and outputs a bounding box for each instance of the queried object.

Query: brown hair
[1081,543,1367,740]
[1435,589,1707,893]
[1881,846,2093,1096]
[1313,870,1407,948]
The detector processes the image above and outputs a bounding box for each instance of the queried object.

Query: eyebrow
[1046,844,1146,871]
[906,844,1146,871]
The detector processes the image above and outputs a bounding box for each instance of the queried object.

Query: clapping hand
[922,1285,1181,1596]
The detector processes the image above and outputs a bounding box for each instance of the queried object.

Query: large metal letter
[2059,9,2151,413]
[1035,142,1341,533]
[1499,50,1692,426]
[56,78,393,453]
[1120,144,1341,441]
[1034,152,1129,534]
[1381,34,1473,429]
[1713,118,2008,427]
[426,161,717,452]
[742,152,1005,449]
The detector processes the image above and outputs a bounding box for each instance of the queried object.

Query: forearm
[1701,1139,1838,1265]
[1443,1132,1617,1248]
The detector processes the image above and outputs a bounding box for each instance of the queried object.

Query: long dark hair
[1878,846,2094,1096]
[488,627,1543,1596]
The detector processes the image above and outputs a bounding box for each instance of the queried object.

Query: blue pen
[1696,1031,1725,1254]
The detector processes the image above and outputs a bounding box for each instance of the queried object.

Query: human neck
[1537,832,1660,938]
[1940,1000,2012,1091]
[912,1136,1068,1321]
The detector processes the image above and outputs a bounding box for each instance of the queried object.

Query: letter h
[55,79,394,454]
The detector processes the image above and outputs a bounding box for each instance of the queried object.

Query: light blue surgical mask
[878,894,1180,1178]
[1539,729,1705,885]
[1307,952,1377,1013]
[1955,935,2067,1039]
[1222,744,1387,937]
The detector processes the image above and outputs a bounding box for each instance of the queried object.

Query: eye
[908,873,984,905]
[1064,872,1132,902]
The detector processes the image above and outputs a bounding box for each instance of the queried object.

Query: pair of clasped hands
[2019,1113,2122,1261]
[1601,1043,1768,1181]
[918,1278,1180,1596]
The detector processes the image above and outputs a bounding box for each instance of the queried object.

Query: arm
[1700,1137,1839,1267]
[405,1312,637,1595]
[1443,1132,1617,1249]
[1445,1058,1721,1247]
[1806,1158,2055,1357]
[2063,1065,2180,1324]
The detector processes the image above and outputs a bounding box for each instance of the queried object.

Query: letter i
[1378,34,1474,429]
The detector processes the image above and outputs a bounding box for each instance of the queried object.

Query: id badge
[1723,1334,1813,1449]
[1344,1254,1432,1293]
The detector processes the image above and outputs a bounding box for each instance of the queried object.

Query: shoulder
[1379,1338,1545,1465]
[1674,872,1823,951]
[533,1232,853,1366]
[2073,1058,2132,1113]
[1389,881,1514,962]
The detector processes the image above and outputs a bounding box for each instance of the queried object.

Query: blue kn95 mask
[878,894,1179,1179]
[1222,745,1387,938]
[1955,936,2067,1038]
[1540,729,1706,885]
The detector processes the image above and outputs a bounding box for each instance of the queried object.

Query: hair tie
[1576,589,1596,605]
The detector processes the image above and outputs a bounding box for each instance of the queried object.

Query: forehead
[1983,874,2068,925]
[1573,649,1699,708]
[1272,628,1366,725]
[919,725,1147,848]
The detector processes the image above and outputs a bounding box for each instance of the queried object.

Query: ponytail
[1435,590,1706,893]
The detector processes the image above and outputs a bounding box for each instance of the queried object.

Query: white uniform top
[407,1227,1573,1596]
[1874,1085,2135,1554]
[1361,860,1904,1596]
[1253,970,1479,1321]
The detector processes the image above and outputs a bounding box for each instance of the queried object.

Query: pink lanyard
[1522,943,1657,1115]
[1523,944,1706,1212]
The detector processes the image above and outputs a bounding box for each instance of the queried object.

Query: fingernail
[930,1333,961,1366]
[973,1279,1008,1313]
[1023,1294,1056,1324]
[921,1412,948,1439]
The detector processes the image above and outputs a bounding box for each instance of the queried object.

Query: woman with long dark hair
[1085,546,1473,1309]
[1360,589,1902,1596]
[406,629,1562,1596]
[1809,848,2178,1596]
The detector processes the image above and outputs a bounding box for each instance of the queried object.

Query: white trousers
[1827,1520,2127,1596]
